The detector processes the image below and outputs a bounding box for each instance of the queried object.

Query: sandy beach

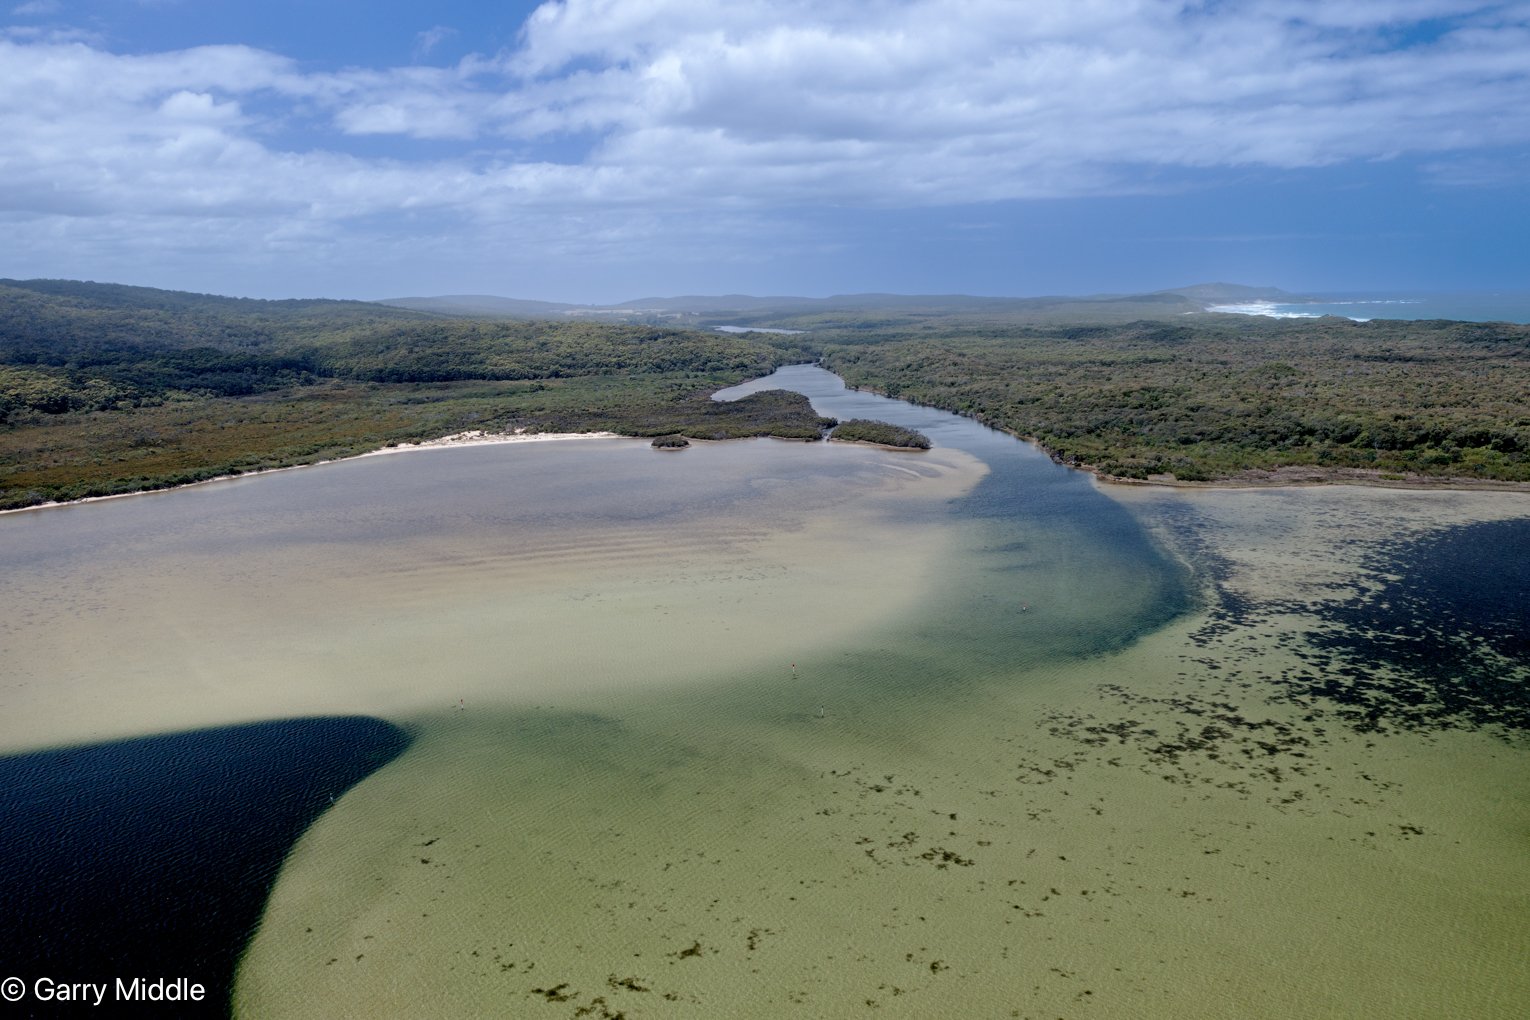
[358,428,624,456]
[0,429,627,516]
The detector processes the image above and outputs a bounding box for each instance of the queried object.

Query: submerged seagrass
[0,367,1524,1018]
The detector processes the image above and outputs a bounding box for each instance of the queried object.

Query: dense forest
[830,419,931,449]
[3,278,1528,508]
[818,317,1530,483]
[0,278,801,412]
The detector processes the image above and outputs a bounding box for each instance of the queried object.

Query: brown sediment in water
[0,439,985,756]
[234,482,1529,1018]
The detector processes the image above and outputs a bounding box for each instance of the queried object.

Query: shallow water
[2,367,1525,1018]
[0,718,407,1016]
[0,436,968,751]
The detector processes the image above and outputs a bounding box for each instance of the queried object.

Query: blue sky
[3,0,1528,302]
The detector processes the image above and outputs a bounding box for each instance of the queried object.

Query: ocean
[1207,290,1530,323]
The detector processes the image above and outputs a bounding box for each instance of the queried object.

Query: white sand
[358,429,623,457]
[0,429,627,516]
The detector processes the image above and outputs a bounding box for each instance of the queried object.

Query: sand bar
[0,437,986,755]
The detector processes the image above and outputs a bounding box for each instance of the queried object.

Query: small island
[830,419,931,449]
[651,435,690,449]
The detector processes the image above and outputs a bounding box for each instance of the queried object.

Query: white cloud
[1,1,1528,290]
[441,0,1530,211]
[413,24,457,61]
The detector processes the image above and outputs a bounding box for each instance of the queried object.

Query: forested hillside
[0,279,792,414]
[0,280,814,509]
[5,278,1529,509]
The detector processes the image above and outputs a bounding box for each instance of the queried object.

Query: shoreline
[11,421,1522,519]
[1090,463,1530,493]
[358,428,623,457]
[9,376,1528,517]
[0,430,627,516]
[0,425,940,518]
[825,436,930,453]
[832,382,1530,494]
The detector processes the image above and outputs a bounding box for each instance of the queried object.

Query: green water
[2,367,1524,1018]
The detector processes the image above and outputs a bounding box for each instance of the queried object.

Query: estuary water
[1,366,1525,1018]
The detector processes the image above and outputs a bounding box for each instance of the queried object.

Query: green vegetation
[830,419,931,449]
[0,280,818,509]
[5,278,1529,507]
[818,316,1530,483]
[651,435,690,449]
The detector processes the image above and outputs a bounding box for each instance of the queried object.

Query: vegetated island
[5,277,1530,508]
[829,419,931,449]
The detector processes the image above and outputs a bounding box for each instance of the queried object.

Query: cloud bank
[3,0,1528,294]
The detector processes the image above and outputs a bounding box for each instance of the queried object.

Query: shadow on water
[0,717,409,1017]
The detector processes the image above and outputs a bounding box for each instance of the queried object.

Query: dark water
[1298,519,1530,734]
[0,718,408,1017]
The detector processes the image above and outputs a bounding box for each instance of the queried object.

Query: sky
[3,0,1529,303]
